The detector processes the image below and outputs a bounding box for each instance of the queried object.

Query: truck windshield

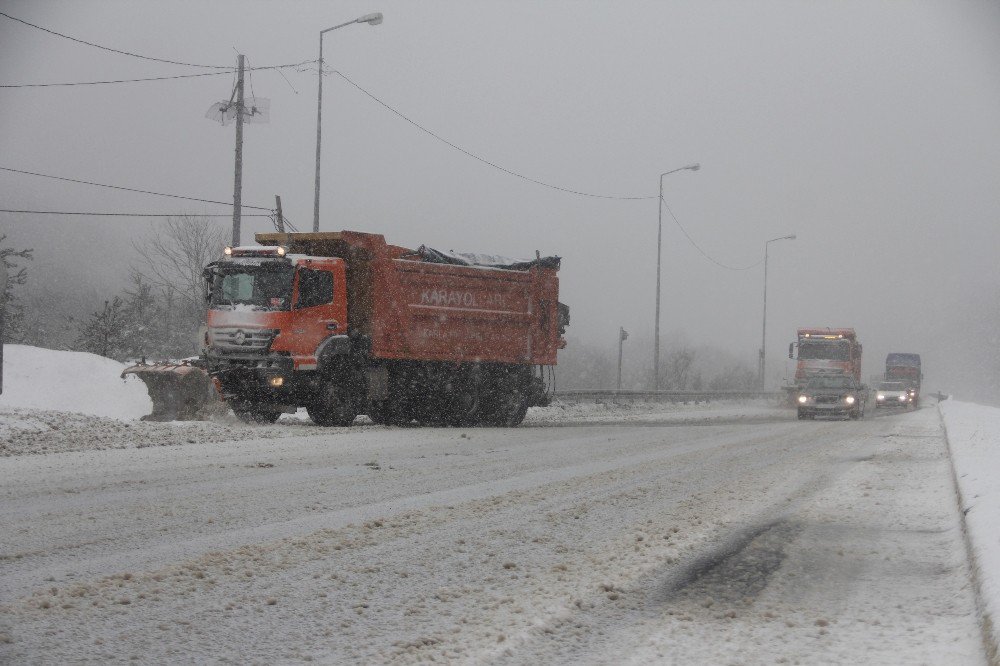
[208,264,294,311]
[798,341,849,360]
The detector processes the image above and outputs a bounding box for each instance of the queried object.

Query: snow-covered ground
[940,400,1000,659]
[0,345,996,663]
[0,344,151,419]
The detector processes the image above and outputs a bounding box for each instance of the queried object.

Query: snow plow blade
[121,360,221,421]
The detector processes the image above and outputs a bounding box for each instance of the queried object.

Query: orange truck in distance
[201,231,568,427]
[788,328,863,388]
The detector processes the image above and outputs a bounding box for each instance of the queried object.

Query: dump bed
[256,231,563,366]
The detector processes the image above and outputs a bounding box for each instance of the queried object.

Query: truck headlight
[268,376,285,388]
[899,394,907,401]
[798,395,809,404]
[845,395,856,405]
[876,394,885,400]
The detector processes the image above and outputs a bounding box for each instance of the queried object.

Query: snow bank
[940,400,1000,658]
[0,344,151,419]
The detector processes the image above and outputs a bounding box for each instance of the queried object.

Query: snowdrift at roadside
[0,344,151,419]
[0,344,791,457]
[940,400,1000,658]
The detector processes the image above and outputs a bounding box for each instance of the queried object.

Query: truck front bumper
[204,353,298,398]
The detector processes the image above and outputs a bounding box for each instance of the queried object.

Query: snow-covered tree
[0,235,33,344]
[74,297,130,360]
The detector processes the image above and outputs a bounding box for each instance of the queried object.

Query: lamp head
[358,12,383,25]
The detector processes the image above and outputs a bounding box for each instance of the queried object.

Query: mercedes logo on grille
[233,330,247,345]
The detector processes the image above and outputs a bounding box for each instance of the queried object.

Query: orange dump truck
[786,328,863,391]
[201,231,568,427]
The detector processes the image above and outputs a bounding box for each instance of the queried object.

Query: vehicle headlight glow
[877,394,885,400]
[268,376,285,387]
[845,395,856,405]
[798,395,809,404]
[899,394,907,401]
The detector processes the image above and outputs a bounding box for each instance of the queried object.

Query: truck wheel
[307,383,357,427]
[478,366,531,427]
[233,408,281,425]
[443,384,481,427]
[481,389,529,427]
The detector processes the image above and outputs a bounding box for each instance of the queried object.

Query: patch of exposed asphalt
[654,519,803,607]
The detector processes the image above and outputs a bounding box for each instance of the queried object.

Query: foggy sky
[2,1,999,399]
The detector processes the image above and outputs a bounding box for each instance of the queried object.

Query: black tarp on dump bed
[416,246,561,271]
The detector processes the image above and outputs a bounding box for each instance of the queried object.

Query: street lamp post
[654,163,700,391]
[759,234,796,389]
[313,12,383,233]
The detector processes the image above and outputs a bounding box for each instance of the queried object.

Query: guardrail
[552,389,786,403]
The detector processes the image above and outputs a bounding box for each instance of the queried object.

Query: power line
[333,70,658,201]
[0,166,272,211]
[333,71,758,270]
[0,60,316,88]
[0,10,231,68]
[334,70,760,269]
[1,70,230,88]
[0,209,272,217]
[661,197,762,271]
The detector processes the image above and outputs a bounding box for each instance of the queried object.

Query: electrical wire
[279,214,301,233]
[1,70,231,88]
[0,209,271,217]
[0,166,272,211]
[661,197,762,271]
[2,10,230,69]
[0,60,316,88]
[332,70,758,271]
[332,70,658,201]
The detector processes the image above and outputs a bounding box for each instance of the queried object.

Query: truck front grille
[209,327,277,353]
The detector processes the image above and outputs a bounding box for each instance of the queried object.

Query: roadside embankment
[940,400,1000,663]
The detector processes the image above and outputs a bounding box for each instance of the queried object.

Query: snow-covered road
[0,405,987,664]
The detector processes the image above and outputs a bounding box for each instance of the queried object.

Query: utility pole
[274,195,285,233]
[231,54,245,247]
[759,234,795,390]
[617,327,628,391]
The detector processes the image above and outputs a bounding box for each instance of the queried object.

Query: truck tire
[440,374,481,427]
[233,407,281,425]
[478,365,530,427]
[480,386,529,427]
[307,383,357,427]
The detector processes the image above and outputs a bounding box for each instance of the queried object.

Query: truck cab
[202,245,351,423]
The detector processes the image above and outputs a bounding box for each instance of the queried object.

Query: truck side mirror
[202,268,213,302]
[788,343,794,359]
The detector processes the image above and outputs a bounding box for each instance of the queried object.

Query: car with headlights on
[875,381,912,409]
[797,375,866,420]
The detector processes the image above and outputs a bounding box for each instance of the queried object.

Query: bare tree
[132,215,228,317]
[661,346,697,390]
[129,216,227,357]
